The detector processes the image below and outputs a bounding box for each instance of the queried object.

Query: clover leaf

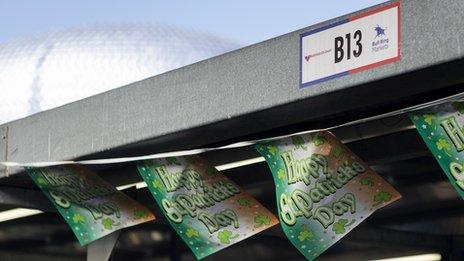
[186,228,200,238]
[292,135,307,150]
[254,213,271,228]
[332,146,345,159]
[237,197,251,207]
[133,209,148,220]
[36,176,48,186]
[360,177,374,187]
[267,145,279,156]
[72,213,86,224]
[312,133,325,146]
[436,138,451,150]
[297,229,314,242]
[277,169,286,180]
[436,138,452,156]
[217,230,238,244]
[423,114,436,125]
[373,191,392,207]
[332,219,354,235]
[102,217,115,230]
[152,179,163,190]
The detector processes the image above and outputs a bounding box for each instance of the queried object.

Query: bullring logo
[374,25,386,38]
[372,24,389,52]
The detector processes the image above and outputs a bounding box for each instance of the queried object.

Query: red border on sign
[350,1,400,21]
[349,1,401,74]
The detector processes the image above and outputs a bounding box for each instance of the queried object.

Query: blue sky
[1,0,386,45]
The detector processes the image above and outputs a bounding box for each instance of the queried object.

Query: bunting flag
[26,165,155,245]
[136,155,279,259]
[410,101,464,199]
[255,131,401,260]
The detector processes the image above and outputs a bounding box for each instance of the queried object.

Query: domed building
[0,24,240,124]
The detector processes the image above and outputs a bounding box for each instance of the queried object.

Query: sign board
[27,165,155,245]
[255,131,401,260]
[410,102,464,200]
[300,2,400,88]
[137,156,278,259]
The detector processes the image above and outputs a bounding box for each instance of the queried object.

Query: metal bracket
[0,126,7,177]
[87,230,120,261]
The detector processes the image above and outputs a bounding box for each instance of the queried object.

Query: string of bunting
[0,93,463,260]
[1,92,462,168]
